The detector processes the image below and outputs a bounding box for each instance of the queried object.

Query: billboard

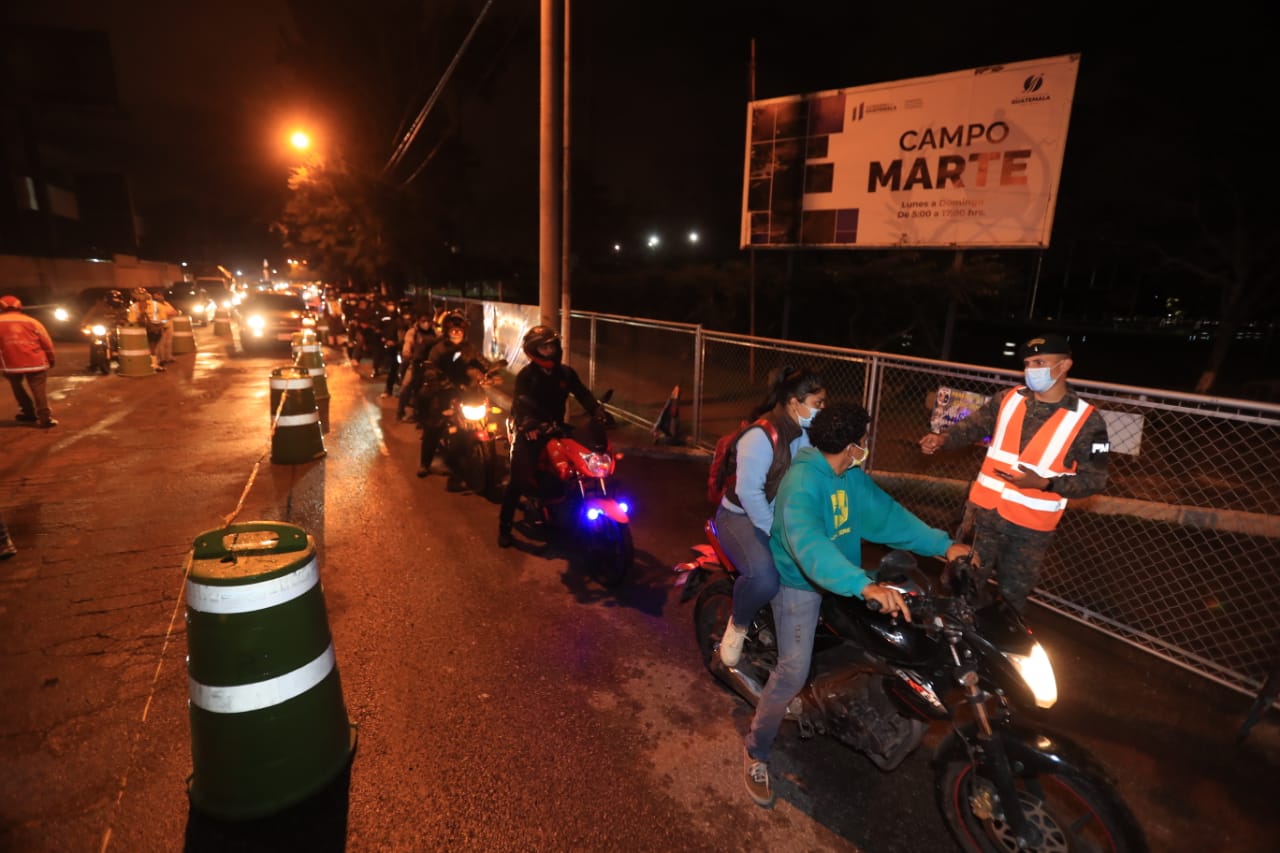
[741,54,1079,250]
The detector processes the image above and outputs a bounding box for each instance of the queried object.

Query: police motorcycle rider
[416,310,497,480]
[497,324,610,548]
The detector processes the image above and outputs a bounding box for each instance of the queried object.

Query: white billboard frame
[740,54,1080,250]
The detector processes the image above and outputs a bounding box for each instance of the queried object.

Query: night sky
[8,1,1273,281]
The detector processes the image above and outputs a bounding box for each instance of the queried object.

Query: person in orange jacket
[0,294,58,428]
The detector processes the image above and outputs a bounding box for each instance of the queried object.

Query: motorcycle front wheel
[939,760,1148,853]
[461,439,495,498]
[582,517,633,588]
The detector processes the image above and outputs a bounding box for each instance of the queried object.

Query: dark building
[1,23,139,258]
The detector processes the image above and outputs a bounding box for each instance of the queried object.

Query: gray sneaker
[744,750,774,807]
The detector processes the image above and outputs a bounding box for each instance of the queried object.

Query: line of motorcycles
[445,364,1147,848]
[427,367,634,589]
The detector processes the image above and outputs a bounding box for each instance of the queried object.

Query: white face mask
[849,443,868,468]
[797,405,817,429]
[1025,364,1056,393]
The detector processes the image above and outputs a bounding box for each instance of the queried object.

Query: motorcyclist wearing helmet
[416,310,494,478]
[497,323,604,548]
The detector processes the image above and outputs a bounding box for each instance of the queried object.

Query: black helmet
[522,324,562,362]
[440,310,468,334]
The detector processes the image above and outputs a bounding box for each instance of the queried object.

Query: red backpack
[707,418,780,505]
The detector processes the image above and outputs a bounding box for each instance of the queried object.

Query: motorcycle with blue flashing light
[674,524,1147,853]
[519,391,633,588]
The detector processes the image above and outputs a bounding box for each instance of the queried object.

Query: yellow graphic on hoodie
[830,489,849,537]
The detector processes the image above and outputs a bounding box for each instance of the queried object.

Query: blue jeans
[744,584,822,763]
[715,504,780,627]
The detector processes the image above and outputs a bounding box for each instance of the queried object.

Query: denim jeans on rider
[744,584,822,763]
[714,503,781,628]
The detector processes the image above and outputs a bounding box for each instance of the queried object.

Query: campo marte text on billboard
[741,54,1079,250]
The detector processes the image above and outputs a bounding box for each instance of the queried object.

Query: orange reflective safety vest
[968,388,1096,532]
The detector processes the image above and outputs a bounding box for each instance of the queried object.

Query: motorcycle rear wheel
[692,579,779,677]
[939,761,1147,853]
[582,518,633,588]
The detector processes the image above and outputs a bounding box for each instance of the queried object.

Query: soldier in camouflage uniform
[919,333,1110,611]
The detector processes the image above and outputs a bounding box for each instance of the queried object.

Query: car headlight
[1005,641,1057,708]
[247,315,266,330]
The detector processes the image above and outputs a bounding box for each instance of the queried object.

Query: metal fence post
[692,323,704,447]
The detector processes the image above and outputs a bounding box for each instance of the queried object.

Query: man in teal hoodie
[740,402,970,807]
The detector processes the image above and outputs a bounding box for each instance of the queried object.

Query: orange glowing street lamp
[290,130,312,152]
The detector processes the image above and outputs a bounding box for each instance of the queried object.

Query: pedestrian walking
[151,290,179,365]
[126,288,165,371]
[0,294,58,428]
[918,332,1111,611]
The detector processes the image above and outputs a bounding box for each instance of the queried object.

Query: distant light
[235,270,243,276]
[647,234,660,249]
[290,130,311,151]
[687,231,699,244]
[612,243,621,253]
[180,261,188,267]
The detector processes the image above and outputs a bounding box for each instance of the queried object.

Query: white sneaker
[719,617,749,667]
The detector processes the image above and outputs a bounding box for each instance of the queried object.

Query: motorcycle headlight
[582,451,613,478]
[247,315,266,330]
[460,402,488,421]
[1006,641,1057,708]
[54,307,70,322]
[91,324,108,336]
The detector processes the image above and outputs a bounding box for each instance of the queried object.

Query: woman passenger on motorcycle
[740,402,970,807]
[717,366,826,669]
[417,311,492,478]
[497,324,604,548]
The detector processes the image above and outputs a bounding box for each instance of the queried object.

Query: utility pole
[748,38,757,382]
[539,0,562,328]
[560,0,572,356]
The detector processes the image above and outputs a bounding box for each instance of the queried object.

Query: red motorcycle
[519,391,633,588]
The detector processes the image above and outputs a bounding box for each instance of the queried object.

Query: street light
[290,130,312,152]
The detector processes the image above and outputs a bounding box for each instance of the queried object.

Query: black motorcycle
[82,321,116,375]
[437,361,510,500]
[675,520,1147,853]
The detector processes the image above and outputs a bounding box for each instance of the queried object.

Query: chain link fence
[563,309,1280,700]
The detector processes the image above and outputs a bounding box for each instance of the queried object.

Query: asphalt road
[1,326,1277,852]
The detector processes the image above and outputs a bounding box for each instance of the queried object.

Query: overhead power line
[381,0,496,177]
